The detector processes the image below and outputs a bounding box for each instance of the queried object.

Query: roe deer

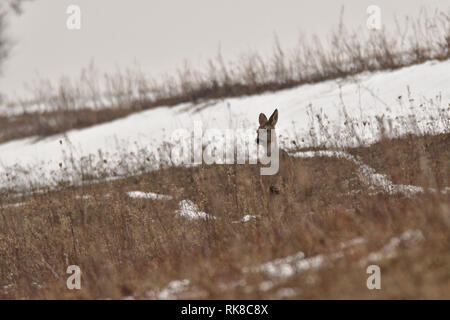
[256,109,292,215]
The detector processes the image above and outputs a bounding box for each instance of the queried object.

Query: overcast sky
[0,0,448,98]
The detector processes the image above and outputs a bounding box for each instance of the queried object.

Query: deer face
[256,109,280,176]
[256,109,278,150]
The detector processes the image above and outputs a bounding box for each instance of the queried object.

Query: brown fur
[256,109,292,215]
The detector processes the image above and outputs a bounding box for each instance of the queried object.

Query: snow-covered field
[0,60,449,192]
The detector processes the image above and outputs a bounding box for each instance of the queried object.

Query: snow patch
[290,150,432,196]
[276,287,298,299]
[157,279,190,300]
[339,237,366,249]
[244,252,326,278]
[75,194,93,200]
[361,229,425,265]
[246,236,367,279]
[127,191,173,200]
[175,200,215,220]
[232,214,258,223]
[146,279,205,300]
[258,280,275,292]
[0,202,25,209]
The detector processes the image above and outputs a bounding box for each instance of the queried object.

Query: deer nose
[256,138,259,144]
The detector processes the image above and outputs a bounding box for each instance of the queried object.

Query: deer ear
[259,113,268,126]
[268,109,278,126]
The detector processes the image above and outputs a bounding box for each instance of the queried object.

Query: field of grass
[0,6,448,300]
[0,133,448,299]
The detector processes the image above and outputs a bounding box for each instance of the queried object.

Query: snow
[276,287,298,299]
[175,200,215,220]
[339,237,366,249]
[127,191,173,200]
[0,60,449,192]
[0,202,25,209]
[148,279,190,300]
[290,150,430,196]
[140,231,423,297]
[243,251,326,278]
[245,236,369,284]
[232,214,258,223]
[242,230,423,294]
[75,194,93,200]
[146,279,205,300]
[259,280,275,292]
[360,229,425,265]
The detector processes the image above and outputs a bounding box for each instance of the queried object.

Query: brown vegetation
[0,133,448,299]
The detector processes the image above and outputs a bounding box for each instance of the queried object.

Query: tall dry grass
[0,128,448,299]
[0,7,448,300]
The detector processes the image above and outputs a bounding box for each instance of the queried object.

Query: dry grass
[1,8,449,142]
[0,133,448,299]
[349,134,450,189]
[0,6,448,300]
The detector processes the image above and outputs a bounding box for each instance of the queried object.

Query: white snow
[232,214,258,223]
[0,60,449,192]
[276,287,298,299]
[290,150,428,196]
[145,278,207,299]
[0,202,25,209]
[75,194,93,200]
[148,279,191,300]
[245,236,368,283]
[175,199,215,220]
[360,229,425,265]
[127,191,173,200]
[243,251,326,278]
[339,237,366,249]
[259,280,275,292]
[217,279,247,292]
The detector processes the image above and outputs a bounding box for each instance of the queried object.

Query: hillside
[0,59,448,300]
[1,59,449,193]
